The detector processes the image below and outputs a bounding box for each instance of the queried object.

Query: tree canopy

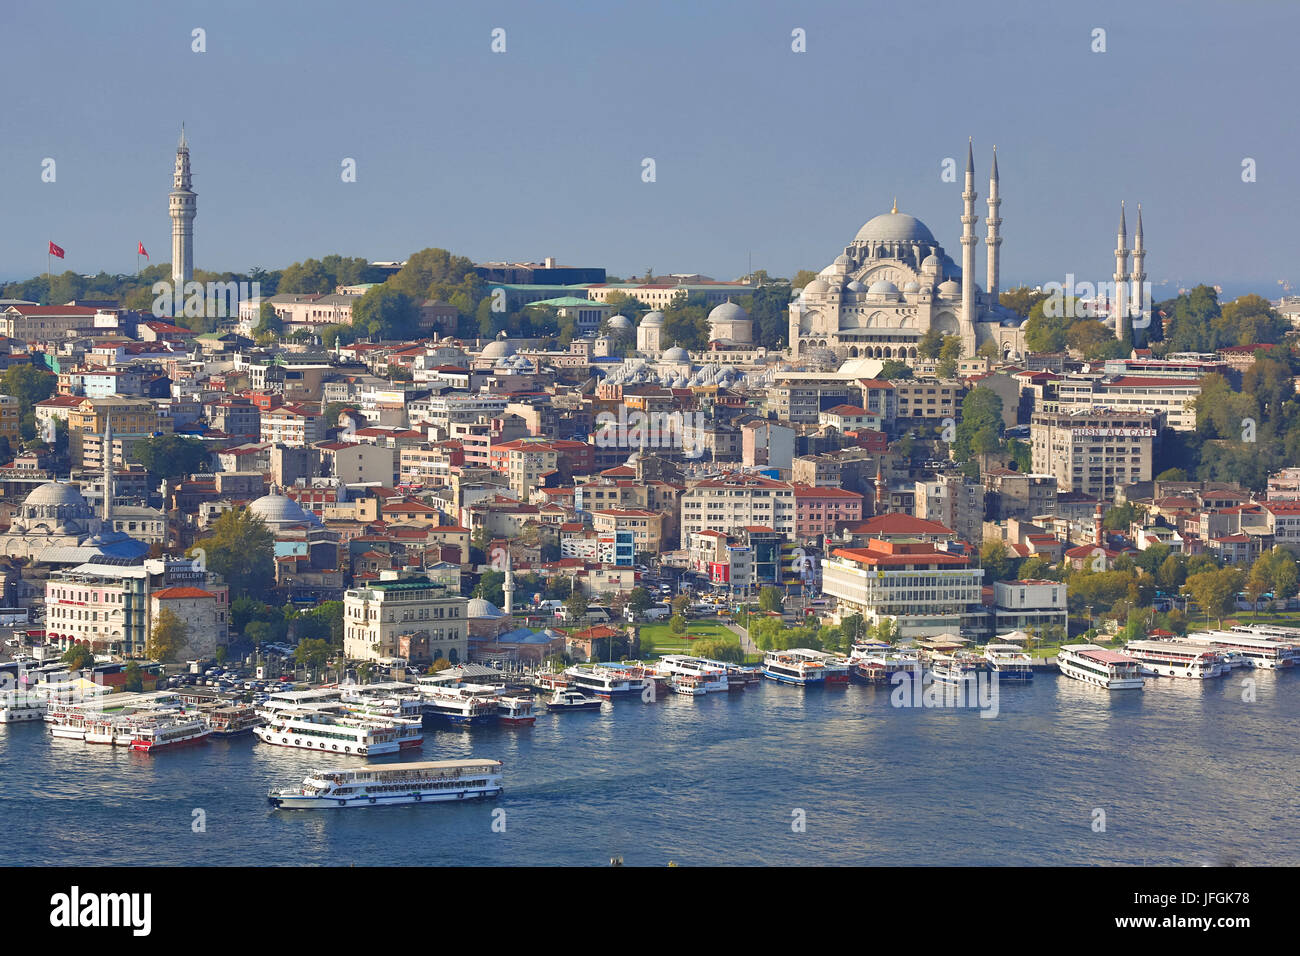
[190,507,276,602]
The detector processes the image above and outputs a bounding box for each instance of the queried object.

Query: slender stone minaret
[503,547,515,615]
[169,125,197,300]
[985,146,1001,303]
[101,414,114,526]
[1113,201,1129,340]
[1129,203,1146,331]
[959,139,979,354]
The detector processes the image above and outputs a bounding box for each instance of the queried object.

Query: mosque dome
[938,279,961,296]
[832,254,854,271]
[248,491,317,528]
[24,482,90,511]
[663,346,691,362]
[867,280,899,296]
[853,210,936,245]
[481,334,516,358]
[708,300,748,325]
[639,310,664,327]
[607,315,633,332]
[902,281,921,293]
[802,278,830,295]
[466,598,505,619]
[845,279,866,293]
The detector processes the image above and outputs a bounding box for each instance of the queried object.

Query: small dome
[466,598,504,619]
[938,279,961,296]
[833,254,854,271]
[902,281,920,293]
[803,278,830,295]
[481,337,516,358]
[845,279,866,293]
[663,346,691,362]
[607,315,633,331]
[708,300,748,324]
[921,254,941,271]
[639,310,664,327]
[867,280,899,295]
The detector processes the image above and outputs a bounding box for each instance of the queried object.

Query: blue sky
[2,0,1296,300]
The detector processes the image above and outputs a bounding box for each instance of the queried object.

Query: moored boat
[982,643,1035,682]
[254,705,423,756]
[131,714,212,752]
[1123,639,1225,679]
[1057,644,1144,690]
[497,694,536,726]
[542,688,604,711]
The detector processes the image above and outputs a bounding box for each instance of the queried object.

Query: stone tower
[169,125,197,297]
[1113,202,1129,340]
[959,139,979,355]
[985,146,1001,303]
[1129,203,1146,330]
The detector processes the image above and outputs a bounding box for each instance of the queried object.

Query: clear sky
[3,0,1296,300]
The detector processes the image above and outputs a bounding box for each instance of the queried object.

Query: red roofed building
[821,539,983,637]
[150,584,229,661]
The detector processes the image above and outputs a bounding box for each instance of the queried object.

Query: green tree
[1183,567,1245,628]
[917,328,945,359]
[980,539,1018,584]
[669,613,687,634]
[123,660,144,692]
[758,586,784,613]
[564,590,589,621]
[62,643,95,671]
[999,286,1047,319]
[147,607,188,663]
[877,359,914,380]
[295,638,331,679]
[190,508,276,602]
[133,433,210,482]
[353,286,420,340]
[2,365,57,440]
[627,587,653,614]
[954,386,1004,467]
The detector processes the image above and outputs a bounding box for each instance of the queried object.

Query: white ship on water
[254,705,422,756]
[268,759,503,809]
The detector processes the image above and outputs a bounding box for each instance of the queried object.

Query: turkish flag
[49,241,65,258]
[138,242,149,258]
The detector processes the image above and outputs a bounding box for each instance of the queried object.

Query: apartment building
[343,573,469,664]
[679,474,797,539]
[1055,375,1200,431]
[1030,408,1161,500]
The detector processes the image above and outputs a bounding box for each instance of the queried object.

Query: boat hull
[131,729,211,752]
[269,785,503,810]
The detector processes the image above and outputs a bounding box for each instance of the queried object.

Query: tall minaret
[985,146,1002,303]
[1129,203,1146,331]
[101,414,114,526]
[503,547,515,615]
[1113,201,1129,340]
[959,139,979,354]
[169,125,197,299]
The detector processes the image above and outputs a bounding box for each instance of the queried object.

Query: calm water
[5,671,1297,866]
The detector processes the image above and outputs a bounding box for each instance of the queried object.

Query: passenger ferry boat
[254,706,422,756]
[1056,644,1145,690]
[131,714,211,752]
[530,670,571,694]
[268,759,503,809]
[0,691,50,723]
[982,644,1035,682]
[653,656,729,693]
[930,653,992,686]
[496,694,536,726]
[418,683,500,725]
[1123,639,1225,679]
[205,704,264,737]
[701,659,761,689]
[762,649,851,686]
[847,644,923,683]
[563,664,647,699]
[1180,629,1299,669]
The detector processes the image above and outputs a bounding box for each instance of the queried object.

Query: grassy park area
[637,622,735,657]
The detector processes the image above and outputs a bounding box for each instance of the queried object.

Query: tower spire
[959,139,979,355]
[1130,203,1147,333]
[1113,201,1130,340]
[169,125,197,315]
[985,145,1002,303]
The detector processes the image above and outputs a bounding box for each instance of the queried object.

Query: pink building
[792,485,864,540]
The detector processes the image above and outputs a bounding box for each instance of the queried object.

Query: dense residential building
[1030,407,1161,499]
[342,573,469,664]
[820,539,984,637]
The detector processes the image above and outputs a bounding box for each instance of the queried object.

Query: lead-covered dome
[24,482,90,511]
[663,346,691,362]
[248,491,318,528]
[853,211,936,245]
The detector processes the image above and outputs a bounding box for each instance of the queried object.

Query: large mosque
[790,142,1021,361]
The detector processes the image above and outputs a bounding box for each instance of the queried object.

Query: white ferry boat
[1056,644,1145,690]
[930,653,992,686]
[130,714,211,752]
[268,759,503,809]
[762,648,851,686]
[0,691,49,723]
[847,644,922,683]
[983,644,1035,682]
[418,682,500,725]
[653,655,729,693]
[254,705,422,756]
[1178,630,1298,670]
[497,695,536,726]
[204,704,264,737]
[1123,639,1225,679]
[563,664,647,699]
